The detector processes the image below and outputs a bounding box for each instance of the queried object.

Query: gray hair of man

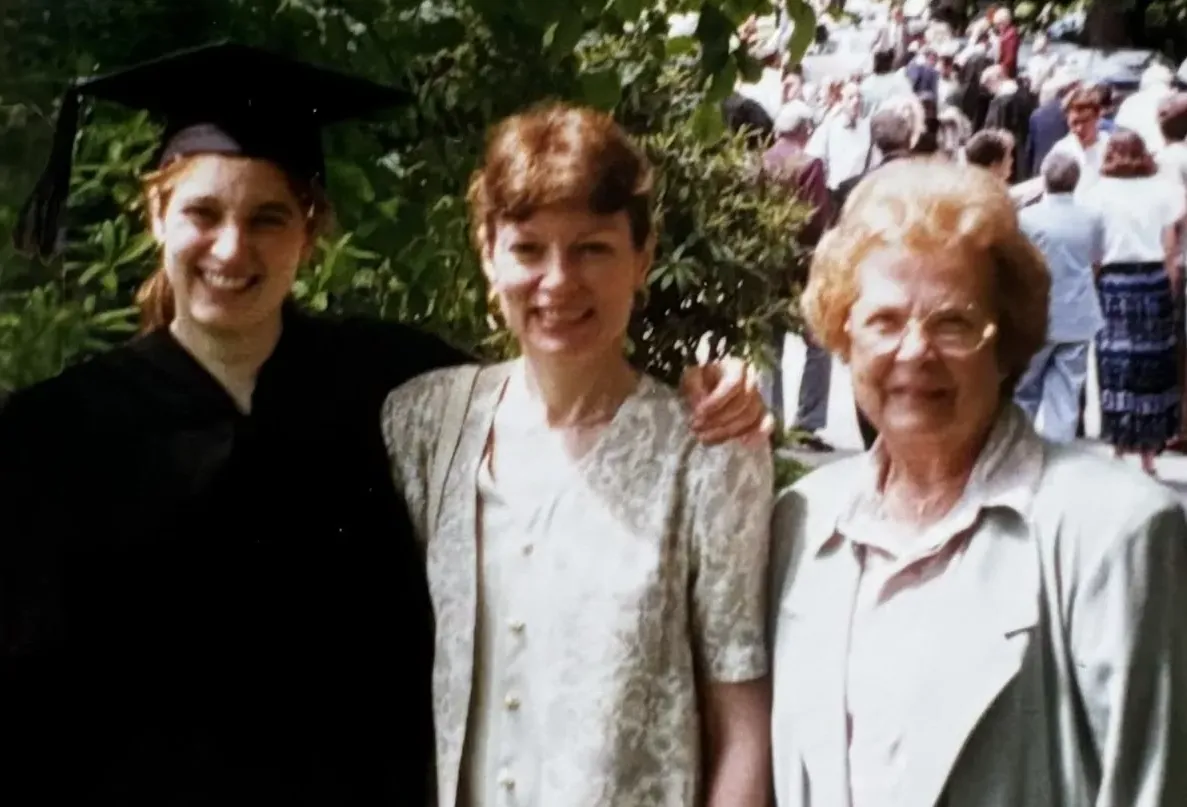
[870,106,916,154]
[876,94,926,147]
[774,100,816,139]
[1041,150,1081,194]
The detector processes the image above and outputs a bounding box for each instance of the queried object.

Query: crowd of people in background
[730,2,1187,477]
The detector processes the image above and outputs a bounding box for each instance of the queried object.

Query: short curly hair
[803,158,1049,394]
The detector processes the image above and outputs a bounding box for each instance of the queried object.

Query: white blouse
[1081,174,1186,264]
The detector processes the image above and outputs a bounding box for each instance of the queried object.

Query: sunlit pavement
[774,333,1187,504]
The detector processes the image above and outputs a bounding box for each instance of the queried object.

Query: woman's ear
[147,188,168,244]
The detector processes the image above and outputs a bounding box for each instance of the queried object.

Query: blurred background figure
[1115,63,1176,154]
[1015,152,1104,442]
[937,106,973,160]
[861,48,914,116]
[965,128,1016,182]
[1080,130,1186,475]
[1025,70,1078,179]
[762,102,834,446]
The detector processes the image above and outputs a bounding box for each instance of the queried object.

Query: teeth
[538,309,587,324]
[201,271,251,291]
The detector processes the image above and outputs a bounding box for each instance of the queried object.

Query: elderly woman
[770,159,1186,807]
[383,104,773,807]
[1080,129,1186,473]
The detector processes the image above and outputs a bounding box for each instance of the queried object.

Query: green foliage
[0,0,815,392]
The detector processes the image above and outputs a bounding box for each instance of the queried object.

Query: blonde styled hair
[137,154,331,333]
[804,158,1049,393]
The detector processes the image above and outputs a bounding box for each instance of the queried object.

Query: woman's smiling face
[484,204,649,365]
[151,154,312,334]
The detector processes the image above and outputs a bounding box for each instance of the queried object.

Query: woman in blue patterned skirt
[1081,129,1187,475]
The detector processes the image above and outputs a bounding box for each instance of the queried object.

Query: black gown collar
[129,301,314,419]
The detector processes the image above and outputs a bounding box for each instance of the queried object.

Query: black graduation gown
[0,307,469,804]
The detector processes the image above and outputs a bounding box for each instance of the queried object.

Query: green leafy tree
[0,0,816,392]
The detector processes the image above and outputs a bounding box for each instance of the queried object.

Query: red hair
[466,103,655,253]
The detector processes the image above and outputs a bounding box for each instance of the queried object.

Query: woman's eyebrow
[254,201,297,218]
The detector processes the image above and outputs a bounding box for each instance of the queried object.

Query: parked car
[1063,48,1166,93]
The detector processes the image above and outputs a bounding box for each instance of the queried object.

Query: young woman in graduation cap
[0,44,769,804]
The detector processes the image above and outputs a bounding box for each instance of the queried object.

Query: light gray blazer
[769,433,1187,807]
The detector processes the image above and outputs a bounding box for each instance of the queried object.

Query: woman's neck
[518,351,638,428]
[878,423,994,525]
[170,314,282,413]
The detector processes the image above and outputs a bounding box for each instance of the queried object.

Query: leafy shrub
[0,0,813,400]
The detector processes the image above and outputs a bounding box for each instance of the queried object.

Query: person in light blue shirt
[1014,151,1104,441]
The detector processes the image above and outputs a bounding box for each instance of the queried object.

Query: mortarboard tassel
[13,88,81,261]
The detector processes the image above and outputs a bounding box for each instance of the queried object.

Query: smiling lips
[197,268,258,293]
[888,387,949,399]
[534,307,593,328]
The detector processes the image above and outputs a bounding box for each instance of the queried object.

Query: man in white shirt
[806,81,873,193]
[1048,85,1109,197]
[735,35,784,119]
[1115,63,1176,154]
[874,3,910,70]
[860,48,914,117]
[1024,32,1058,91]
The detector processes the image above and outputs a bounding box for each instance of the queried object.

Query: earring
[633,285,650,313]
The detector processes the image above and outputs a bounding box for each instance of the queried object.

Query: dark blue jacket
[905,62,939,98]
[1026,99,1069,178]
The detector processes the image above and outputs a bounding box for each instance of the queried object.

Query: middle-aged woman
[383,104,774,807]
[0,46,768,804]
[770,158,1187,807]
[1079,128,1186,474]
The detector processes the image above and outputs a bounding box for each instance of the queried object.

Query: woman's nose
[895,321,932,361]
[538,249,574,289]
[209,224,247,263]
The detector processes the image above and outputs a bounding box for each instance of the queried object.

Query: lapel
[785,539,862,807]
[898,508,1040,807]
[772,472,864,807]
[428,363,512,807]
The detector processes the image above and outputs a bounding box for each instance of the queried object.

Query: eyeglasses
[847,304,998,358]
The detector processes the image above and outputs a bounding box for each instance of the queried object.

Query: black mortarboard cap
[14,41,411,259]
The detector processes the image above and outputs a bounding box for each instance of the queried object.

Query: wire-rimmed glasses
[847,304,998,358]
